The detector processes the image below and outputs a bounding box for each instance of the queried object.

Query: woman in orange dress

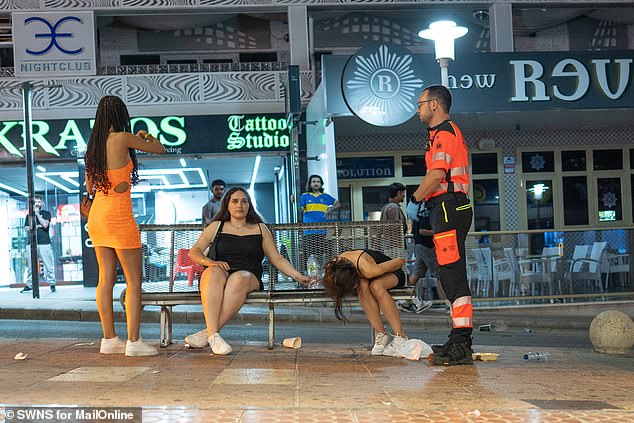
[84,95,166,356]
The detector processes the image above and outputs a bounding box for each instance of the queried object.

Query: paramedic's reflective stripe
[439,182,470,193]
[432,151,452,163]
[451,296,473,328]
[450,166,468,177]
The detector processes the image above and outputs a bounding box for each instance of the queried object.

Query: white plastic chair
[518,246,561,296]
[565,242,607,293]
[607,253,630,290]
[493,247,518,297]
[470,248,492,297]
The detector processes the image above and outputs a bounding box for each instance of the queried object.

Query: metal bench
[127,221,413,349]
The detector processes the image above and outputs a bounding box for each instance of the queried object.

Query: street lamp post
[418,20,468,87]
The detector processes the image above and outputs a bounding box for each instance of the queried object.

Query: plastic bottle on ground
[523,351,550,361]
[307,255,319,277]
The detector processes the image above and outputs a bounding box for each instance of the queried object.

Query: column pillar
[489,3,514,52]
[288,6,310,70]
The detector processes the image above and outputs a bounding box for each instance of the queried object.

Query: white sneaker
[413,299,433,313]
[383,335,407,357]
[184,329,208,349]
[371,332,390,356]
[125,337,158,357]
[100,336,126,354]
[396,300,415,313]
[209,332,232,355]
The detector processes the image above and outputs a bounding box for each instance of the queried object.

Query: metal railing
[0,62,289,78]
[423,227,634,305]
[139,221,406,294]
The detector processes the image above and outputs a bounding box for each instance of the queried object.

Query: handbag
[80,195,93,218]
[205,221,224,260]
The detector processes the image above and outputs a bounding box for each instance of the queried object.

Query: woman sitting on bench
[186,187,312,355]
[323,250,408,356]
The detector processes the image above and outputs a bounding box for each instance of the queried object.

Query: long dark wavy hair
[323,257,360,321]
[212,187,263,224]
[305,174,324,193]
[84,96,139,193]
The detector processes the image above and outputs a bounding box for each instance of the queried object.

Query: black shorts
[369,268,406,289]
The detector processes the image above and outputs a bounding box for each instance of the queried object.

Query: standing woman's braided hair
[85,96,140,193]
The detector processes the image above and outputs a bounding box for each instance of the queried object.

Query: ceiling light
[36,165,46,172]
[0,182,28,197]
[179,158,187,167]
[418,20,468,87]
[32,168,209,194]
[36,172,77,193]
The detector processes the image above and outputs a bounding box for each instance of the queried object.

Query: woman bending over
[323,249,408,356]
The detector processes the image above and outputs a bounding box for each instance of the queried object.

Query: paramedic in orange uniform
[85,96,166,357]
[411,85,474,366]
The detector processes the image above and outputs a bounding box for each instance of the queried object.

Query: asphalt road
[0,319,593,350]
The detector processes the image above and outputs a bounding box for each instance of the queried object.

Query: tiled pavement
[1,285,634,422]
[1,337,633,422]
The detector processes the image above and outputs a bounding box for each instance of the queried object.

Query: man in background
[380,182,406,235]
[21,194,56,293]
[408,204,438,313]
[201,179,225,227]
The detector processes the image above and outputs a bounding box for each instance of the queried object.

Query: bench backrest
[139,221,406,293]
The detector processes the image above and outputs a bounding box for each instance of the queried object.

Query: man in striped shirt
[300,175,339,272]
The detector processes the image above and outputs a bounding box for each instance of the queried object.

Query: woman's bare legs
[115,248,143,341]
[217,271,259,329]
[370,274,405,336]
[357,279,386,334]
[199,266,229,334]
[94,247,118,339]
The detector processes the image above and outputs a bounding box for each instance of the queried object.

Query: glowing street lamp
[418,20,468,87]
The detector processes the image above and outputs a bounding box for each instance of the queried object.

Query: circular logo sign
[342,43,425,127]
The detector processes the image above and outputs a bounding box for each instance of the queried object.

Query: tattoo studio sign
[226,115,290,150]
[0,113,290,162]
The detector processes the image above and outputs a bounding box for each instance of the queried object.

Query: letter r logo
[376,75,393,92]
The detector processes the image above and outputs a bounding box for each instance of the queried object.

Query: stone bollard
[589,310,634,355]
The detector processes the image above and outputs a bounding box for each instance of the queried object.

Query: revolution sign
[324,49,634,118]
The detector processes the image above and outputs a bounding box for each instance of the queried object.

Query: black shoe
[428,341,473,366]
[50,285,56,293]
[20,286,32,293]
[431,342,449,354]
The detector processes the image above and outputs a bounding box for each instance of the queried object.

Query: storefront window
[472,153,498,174]
[522,151,555,173]
[401,155,426,177]
[597,177,622,222]
[526,179,554,230]
[334,187,351,222]
[561,150,586,172]
[562,176,588,226]
[362,186,387,221]
[593,149,622,171]
[472,179,500,231]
